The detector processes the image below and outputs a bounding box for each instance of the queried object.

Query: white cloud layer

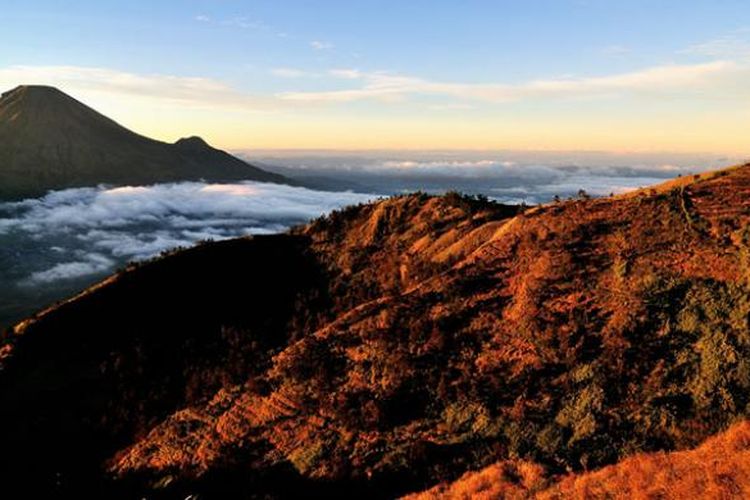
[329,69,363,79]
[0,181,375,284]
[682,35,750,59]
[279,61,744,104]
[0,65,278,111]
[3,160,688,288]
[26,253,114,285]
[271,67,310,78]
[1,38,747,117]
[246,150,742,205]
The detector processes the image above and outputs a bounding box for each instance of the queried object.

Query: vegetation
[407,420,750,499]
[2,163,750,498]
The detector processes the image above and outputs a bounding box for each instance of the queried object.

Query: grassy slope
[1,163,750,497]
[406,419,750,499]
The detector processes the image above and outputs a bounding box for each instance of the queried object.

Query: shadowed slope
[0,235,327,496]
[0,85,288,200]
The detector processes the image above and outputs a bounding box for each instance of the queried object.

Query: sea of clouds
[0,181,375,285]
[2,152,741,330]
[246,150,739,203]
[2,154,732,289]
[0,180,377,330]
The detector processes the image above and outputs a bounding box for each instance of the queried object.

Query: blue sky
[1,1,749,152]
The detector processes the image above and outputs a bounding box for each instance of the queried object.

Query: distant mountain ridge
[0,85,288,200]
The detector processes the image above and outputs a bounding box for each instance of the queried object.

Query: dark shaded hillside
[0,235,329,495]
[0,85,288,200]
[2,164,750,498]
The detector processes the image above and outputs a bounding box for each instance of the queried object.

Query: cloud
[2,149,738,293]
[2,39,745,118]
[270,67,311,78]
[427,103,476,111]
[193,13,276,32]
[329,69,362,79]
[682,35,750,59]
[222,17,268,30]
[310,40,334,50]
[0,181,375,284]
[599,45,631,55]
[356,158,691,184]
[247,150,740,204]
[0,65,281,111]
[25,253,114,285]
[379,159,510,175]
[278,61,743,104]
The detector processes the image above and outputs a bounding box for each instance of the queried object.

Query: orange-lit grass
[405,460,548,500]
[408,420,750,499]
[543,420,750,499]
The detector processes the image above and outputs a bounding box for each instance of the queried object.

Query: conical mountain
[0,85,288,200]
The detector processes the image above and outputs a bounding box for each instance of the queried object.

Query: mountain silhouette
[0,85,288,200]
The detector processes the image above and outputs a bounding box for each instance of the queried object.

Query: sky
[1,0,749,153]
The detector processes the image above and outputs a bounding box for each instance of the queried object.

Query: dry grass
[543,420,750,500]
[408,420,750,500]
[406,460,548,500]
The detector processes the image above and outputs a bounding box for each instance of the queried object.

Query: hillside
[0,85,288,200]
[1,162,750,498]
[406,419,750,499]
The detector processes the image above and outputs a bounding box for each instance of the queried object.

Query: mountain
[0,85,288,200]
[1,162,750,497]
